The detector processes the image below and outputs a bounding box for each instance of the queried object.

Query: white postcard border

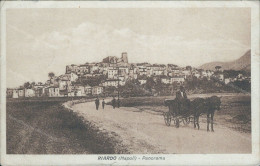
[1,1,259,165]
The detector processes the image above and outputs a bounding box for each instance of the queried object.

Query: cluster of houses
[7,52,243,99]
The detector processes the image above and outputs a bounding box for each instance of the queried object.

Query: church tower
[121,52,128,63]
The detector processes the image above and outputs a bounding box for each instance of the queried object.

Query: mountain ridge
[199,50,251,71]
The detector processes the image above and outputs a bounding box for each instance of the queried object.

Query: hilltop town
[6,52,251,98]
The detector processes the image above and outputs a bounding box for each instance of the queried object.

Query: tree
[48,72,55,79]
[31,82,36,88]
[81,75,106,87]
[23,82,31,89]
[186,66,192,71]
[215,66,222,71]
[145,77,156,92]
[154,77,164,94]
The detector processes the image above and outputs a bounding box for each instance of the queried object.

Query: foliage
[79,75,106,87]
[186,66,192,71]
[215,66,222,70]
[120,79,147,97]
[184,75,251,93]
[228,80,251,92]
[223,70,250,78]
[23,82,31,89]
[144,77,156,92]
[48,72,55,79]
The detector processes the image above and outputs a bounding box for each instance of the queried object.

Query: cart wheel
[163,112,171,126]
[182,117,190,125]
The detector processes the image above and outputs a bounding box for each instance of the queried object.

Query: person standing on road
[112,97,116,109]
[117,99,120,108]
[175,86,190,115]
[95,97,100,110]
[102,99,105,109]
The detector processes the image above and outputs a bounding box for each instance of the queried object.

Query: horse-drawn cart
[163,96,221,131]
[163,99,194,127]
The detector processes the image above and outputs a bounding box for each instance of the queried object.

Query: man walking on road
[112,97,116,109]
[95,97,100,110]
[117,99,120,108]
[102,99,105,109]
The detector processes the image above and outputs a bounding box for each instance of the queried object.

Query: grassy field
[216,95,251,132]
[7,98,127,154]
[113,94,251,133]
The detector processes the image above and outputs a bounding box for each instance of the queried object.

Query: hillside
[199,50,251,71]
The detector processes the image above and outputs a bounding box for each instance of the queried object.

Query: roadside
[7,99,127,154]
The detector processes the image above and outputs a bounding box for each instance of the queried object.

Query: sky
[6,8,250,88]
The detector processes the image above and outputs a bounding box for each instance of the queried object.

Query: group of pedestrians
[94,97,105,110]
[94,97,120,110]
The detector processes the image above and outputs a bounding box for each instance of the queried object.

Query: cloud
[35,21,248,62]
[7,69,32,88]
[7,21,250,87]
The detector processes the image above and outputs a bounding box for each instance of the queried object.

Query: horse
[191,96,221,132]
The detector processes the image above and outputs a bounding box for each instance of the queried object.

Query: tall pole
[117,67,120,100]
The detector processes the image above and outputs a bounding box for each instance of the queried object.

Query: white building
[224,78,231,84]
[103,79,119,87]
[152,69,164,76]
[47,87,60,97]
[84,86,92,95]
[58,76,71,91]
[79,65,89,75]
[68,91,75,97]
[138,67,147,76]
[75,85,85,96]
[182,70,191,76]
[66,64,79,74]
[218,74,224,81]
[92,86,103,95]
[70,72,78,82]
[12,90,18,98]
[18,89,24,98]
[138,79,147,85]
[171,76,185,83]
[25,89,35,97]
[64,73,78,82]
[108,68,118,79]
[75,90,83,96]
[161,78,171,84]
[194,73,201,78]
[118,66,129,75]
[91,65,99,73]
[201,70,214,78]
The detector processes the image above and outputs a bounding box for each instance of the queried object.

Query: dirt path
[71,99,251,154]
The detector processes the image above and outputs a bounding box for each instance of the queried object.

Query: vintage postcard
[1,1,259,165]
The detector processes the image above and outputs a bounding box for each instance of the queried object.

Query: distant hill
[199,50,251,71]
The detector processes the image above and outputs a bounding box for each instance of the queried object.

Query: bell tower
[121,52,128,63]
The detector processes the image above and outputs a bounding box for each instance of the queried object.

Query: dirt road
[71,99,251,154]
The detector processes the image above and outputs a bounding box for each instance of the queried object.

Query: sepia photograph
[1,1,259,165]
